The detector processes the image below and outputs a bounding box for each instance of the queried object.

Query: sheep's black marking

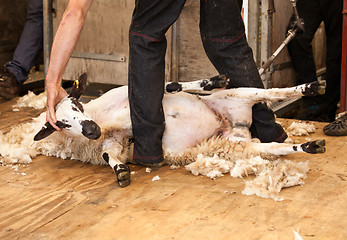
[102,152,109,163]
[293,146,298,151]
[71,98,84,112]
[166,82,182,93]
[56,120,72,129]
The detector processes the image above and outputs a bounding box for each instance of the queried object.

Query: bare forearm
[46,1,93,87]
[45,0,93,128]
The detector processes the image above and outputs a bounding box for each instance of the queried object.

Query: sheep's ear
[34,122,57,141]
[34,121,67,141]
[69,72,87,100]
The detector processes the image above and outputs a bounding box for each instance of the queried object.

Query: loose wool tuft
[242,160,309,201]
[185,154,234,179]
[12,91,46,110]
[286,121,316,136]
[183,151,309,201]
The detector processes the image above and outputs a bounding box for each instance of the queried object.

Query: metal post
[43,0,53,83]
[171,22,179,83]
[341,0,347,112]
[247,0,260,66]
[260,0,272,88]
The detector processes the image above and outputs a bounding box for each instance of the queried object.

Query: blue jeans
[128,0,287,164]
[6,0,43,84]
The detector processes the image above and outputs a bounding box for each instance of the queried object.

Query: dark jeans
[6,0,43,84]
[128,0,287,164]
[287,0,343,121]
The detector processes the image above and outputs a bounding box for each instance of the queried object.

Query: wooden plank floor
[0,96,346,240]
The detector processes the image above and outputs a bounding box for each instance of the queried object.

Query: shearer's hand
[46,82,68,131]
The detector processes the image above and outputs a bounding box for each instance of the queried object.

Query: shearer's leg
[199,0,287,143]
[128,0,186,166]
[287,0,342,122]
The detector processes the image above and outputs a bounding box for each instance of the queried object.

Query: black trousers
[287,0,343,121]
[128,0,287,164]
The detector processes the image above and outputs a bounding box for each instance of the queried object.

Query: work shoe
[323,112,347,136]
[0,66,21,99]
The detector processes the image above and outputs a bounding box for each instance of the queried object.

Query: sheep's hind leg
[219,80,326,101]
[248,139,326,156]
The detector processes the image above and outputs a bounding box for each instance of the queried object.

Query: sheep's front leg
[165,75,229,93]
[102,138,131,188]
[248,139,326,156]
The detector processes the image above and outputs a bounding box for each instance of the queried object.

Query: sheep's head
[34,73,101,141]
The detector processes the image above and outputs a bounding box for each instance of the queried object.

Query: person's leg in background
[322,0,345,136]
[0,0,43,99]
[287,0,343,122]
[287,0,322,86]
[199,0,287,143]
[320,0,343,121]
[128,0,186,166]
[286,0,323,121]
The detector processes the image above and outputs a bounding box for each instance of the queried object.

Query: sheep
[1,73,326,190]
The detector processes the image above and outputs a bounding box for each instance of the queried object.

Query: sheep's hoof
[303,80,326,96]
[166,82,183,93]
[202,74,229,90]
[114,164,131,188]
[118,178,131,188]
[301,139,326,154]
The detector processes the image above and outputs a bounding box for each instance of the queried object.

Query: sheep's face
[55,96,101,139]
[34,72,101,141]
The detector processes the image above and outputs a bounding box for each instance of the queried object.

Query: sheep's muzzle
[81,120,101,140]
